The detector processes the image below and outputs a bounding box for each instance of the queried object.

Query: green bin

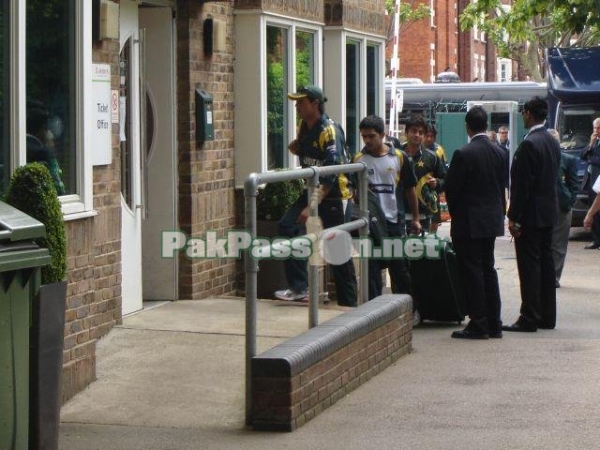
[0,201,50,450]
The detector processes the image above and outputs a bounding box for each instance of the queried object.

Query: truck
[385,80,547,161]
[546,46,600,225]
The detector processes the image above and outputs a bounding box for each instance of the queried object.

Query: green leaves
[256,177,305,221]
[385,0,431,27]
[460,0,600,78]
[5,163,67,284]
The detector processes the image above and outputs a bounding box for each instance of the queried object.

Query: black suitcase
[409,238,466,324]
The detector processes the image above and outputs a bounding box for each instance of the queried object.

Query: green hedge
[5,163,67,284]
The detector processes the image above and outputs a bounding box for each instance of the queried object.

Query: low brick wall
[251,294,413,431]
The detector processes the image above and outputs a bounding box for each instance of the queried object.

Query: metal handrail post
[244,173,260,426]
[358,165,369,305]
[243,163,365,426]
[307,171,320,329]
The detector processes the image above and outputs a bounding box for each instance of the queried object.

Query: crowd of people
[273,84,596,337]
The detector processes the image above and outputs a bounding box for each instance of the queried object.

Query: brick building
[390,0,517,83]
[1,0,388,402]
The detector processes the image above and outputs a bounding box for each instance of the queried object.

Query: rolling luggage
[409,238,466,324]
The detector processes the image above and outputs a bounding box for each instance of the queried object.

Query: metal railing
[243,162,369,425]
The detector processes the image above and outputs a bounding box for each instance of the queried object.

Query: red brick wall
[252,305,413,431]
[398,0,433,81]
[176,0,237,299]
[435,0,459,78]
[391,0,513,83]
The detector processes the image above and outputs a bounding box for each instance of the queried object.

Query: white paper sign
[92,64,112,165]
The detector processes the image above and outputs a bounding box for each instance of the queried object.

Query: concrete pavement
[59,223,600,450]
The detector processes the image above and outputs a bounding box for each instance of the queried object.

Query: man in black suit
[504,97,561,332]
[445,106,508,339]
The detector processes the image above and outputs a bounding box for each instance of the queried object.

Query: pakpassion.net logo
[161,230,444,264]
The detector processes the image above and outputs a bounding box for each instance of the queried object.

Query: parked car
[435,71,460,83]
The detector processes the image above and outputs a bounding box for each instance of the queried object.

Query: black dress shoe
[539,324,555,330]
[489,331,503,339]
[451,329,489,339]
[501,322,537,332]
[584,242,600,249]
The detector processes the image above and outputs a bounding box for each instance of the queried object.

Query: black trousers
[279,192,357,306]
[514,226,557,328]
[452,237,502,333]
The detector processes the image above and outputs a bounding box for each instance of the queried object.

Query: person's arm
[443,148,465,213]
[584,174,600,228]
[582,132,600,162]
[298,184,331,224]
[405,186,422,235]
[433,151,447,192]
[584,193,600,229]
[398,151,422,234]
[507,140,535,230]
[424,150,444,191]
[297,123,338,224]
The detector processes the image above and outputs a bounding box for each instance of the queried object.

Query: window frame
[264,17,321,171]
[10,0,93,218]
[234,13,385,186]
[343,32,385,149]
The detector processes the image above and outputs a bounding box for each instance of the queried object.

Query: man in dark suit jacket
[548,129,578,288]
[504,97,561,332]
[445,106,508,339]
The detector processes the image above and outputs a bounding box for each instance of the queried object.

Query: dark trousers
[452,237,502,334]
[278,191,357,306]
[386,221,412,296]
[514,226,557,328]
[368,221,411,301]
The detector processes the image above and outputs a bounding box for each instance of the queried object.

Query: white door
[140,6,178,300]
[120,0,143,315]
[120,1,177,315]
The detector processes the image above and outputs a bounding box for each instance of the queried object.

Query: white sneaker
[274,289,309,302]
[412,310,421,327]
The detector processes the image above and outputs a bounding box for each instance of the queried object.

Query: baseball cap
[287,85,327,103]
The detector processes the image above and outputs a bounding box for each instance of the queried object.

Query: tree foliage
[459,0,600,80]
[385,0,431,34]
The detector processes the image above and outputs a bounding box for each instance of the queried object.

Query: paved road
[59,225,600,450]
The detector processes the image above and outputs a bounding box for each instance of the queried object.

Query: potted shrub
[5,162,67,450]
[255,177,304,298]
[256,176,305,221]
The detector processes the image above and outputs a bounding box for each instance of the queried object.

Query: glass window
[366,44,378,116]
[0,0,8,194]
[558,106,600,149]
[266,25,316,170]
[295,30,314,88]
[346,40,360,154]
[26,0,76,196]
[266,25,288,170]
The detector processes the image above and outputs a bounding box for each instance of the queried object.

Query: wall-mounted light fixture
[92,0,119,41]
[203,17,214,57]
[203,17,227,57]
[213,20,227,52]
